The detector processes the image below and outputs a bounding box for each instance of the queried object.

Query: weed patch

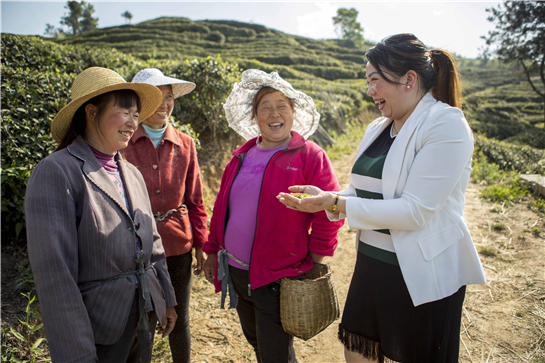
[481,177,529,205]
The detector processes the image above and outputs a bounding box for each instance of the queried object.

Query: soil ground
[2,139,544,363]
[179,143,545,363]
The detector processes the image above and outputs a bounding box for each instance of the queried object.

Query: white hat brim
[223,70,320,140]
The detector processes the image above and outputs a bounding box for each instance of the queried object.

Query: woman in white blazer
[278,33,486,363]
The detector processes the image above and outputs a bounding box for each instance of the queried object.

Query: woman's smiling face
[142,85,174,129]
[256,90,294,149]
[85,101,140,155]
[366,62,411,121]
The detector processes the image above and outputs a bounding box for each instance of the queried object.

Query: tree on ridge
[333,8,364,48]
[483,0,545,120]
[122,11,133,25]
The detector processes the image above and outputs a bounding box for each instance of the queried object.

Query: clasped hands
[277,185,337,213]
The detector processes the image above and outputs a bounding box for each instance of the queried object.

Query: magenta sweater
[203,132,344,292]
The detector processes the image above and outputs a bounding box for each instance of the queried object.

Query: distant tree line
[44,1,134,38]
[45,1,98,38]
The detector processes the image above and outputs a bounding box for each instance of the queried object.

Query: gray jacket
[25,136,176,363]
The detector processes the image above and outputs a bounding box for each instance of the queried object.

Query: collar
[130,122,182,147]
[67,135,127,168]
[67,135,133,218]
[232,131,306,156]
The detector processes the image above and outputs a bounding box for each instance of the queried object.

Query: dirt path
[170,141,545,363]
[3,137,541,363]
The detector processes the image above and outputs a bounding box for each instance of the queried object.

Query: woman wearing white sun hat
[122,68,208,363]
[202,69,344,363]
[25,66,177,363]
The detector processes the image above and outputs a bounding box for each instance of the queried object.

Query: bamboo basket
[279,263,340,340]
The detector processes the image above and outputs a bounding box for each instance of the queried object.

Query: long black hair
[365,33,462,109]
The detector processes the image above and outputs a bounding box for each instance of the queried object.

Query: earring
[256,132,261,146]
[406,85,410,89]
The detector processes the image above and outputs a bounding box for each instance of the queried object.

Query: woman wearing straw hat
[202,69,344,363]
[24,66,178,363]
[122,68,209,363]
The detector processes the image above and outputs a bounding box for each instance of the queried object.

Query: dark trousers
[229,265,297,363]
[166,251,193,363]
[95,289,158,363]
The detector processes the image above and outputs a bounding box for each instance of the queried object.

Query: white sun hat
[223,69,320,140]
[131,68,196,99]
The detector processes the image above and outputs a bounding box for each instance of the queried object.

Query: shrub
[205,23,257,38]
[475,134,545,174]
[205,31,226,44]
[471,151,514,184]
[138,55,241,137]
[481,176,529,206]
[206,20,270,34]
[1,35,240,241]
[292,65,359,80]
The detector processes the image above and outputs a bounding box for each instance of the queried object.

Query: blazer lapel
[382,93,437,200]
[68,137,132,220]
[116,156,139,219]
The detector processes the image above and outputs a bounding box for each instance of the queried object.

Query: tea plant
[471,151,513,185]
[6,293,50,363]
[15,264,36,293]
[530,197,545,218]
[481,176,529,206]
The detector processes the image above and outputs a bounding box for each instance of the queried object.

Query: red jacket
[203,132,344,292]
[123,123,208,257]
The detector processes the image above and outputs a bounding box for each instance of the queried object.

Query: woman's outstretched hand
[277,185,336,213]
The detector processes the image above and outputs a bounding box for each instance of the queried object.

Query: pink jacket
[203,132,344,293]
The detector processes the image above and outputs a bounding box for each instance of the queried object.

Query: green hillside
[58,17,371,136]
[2,17,544,241]
[58,17,544,147]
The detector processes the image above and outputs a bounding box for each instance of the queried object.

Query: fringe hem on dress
[338,326,399,363]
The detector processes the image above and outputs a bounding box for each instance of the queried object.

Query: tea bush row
[474,134,545,174]
[1,34,240,240]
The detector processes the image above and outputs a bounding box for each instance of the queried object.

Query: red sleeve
[184,139,208,248]
[202,156,238,255]
[305,147,345,256]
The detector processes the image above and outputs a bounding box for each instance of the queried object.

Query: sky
[1,1,502,59]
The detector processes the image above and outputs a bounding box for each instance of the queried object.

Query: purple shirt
[90,146,142,253]
[224,142,287,269]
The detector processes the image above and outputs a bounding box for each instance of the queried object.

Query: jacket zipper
[247,143,303,296]
[223,152,246,291]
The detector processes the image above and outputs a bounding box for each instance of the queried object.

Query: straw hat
[51,67,163,143]
[131,68,196,99]
[223,69,320,140]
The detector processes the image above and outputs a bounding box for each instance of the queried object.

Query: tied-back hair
[251,86,295,120]
[365,33,462,109]
[55,89,141,151]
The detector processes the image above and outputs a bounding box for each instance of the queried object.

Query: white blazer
[329,93,486,306]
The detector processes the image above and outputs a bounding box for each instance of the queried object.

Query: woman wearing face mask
[202,69,344,363]
[24,67,178,363]
[278,34,486,363]
[122,68,209,363]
